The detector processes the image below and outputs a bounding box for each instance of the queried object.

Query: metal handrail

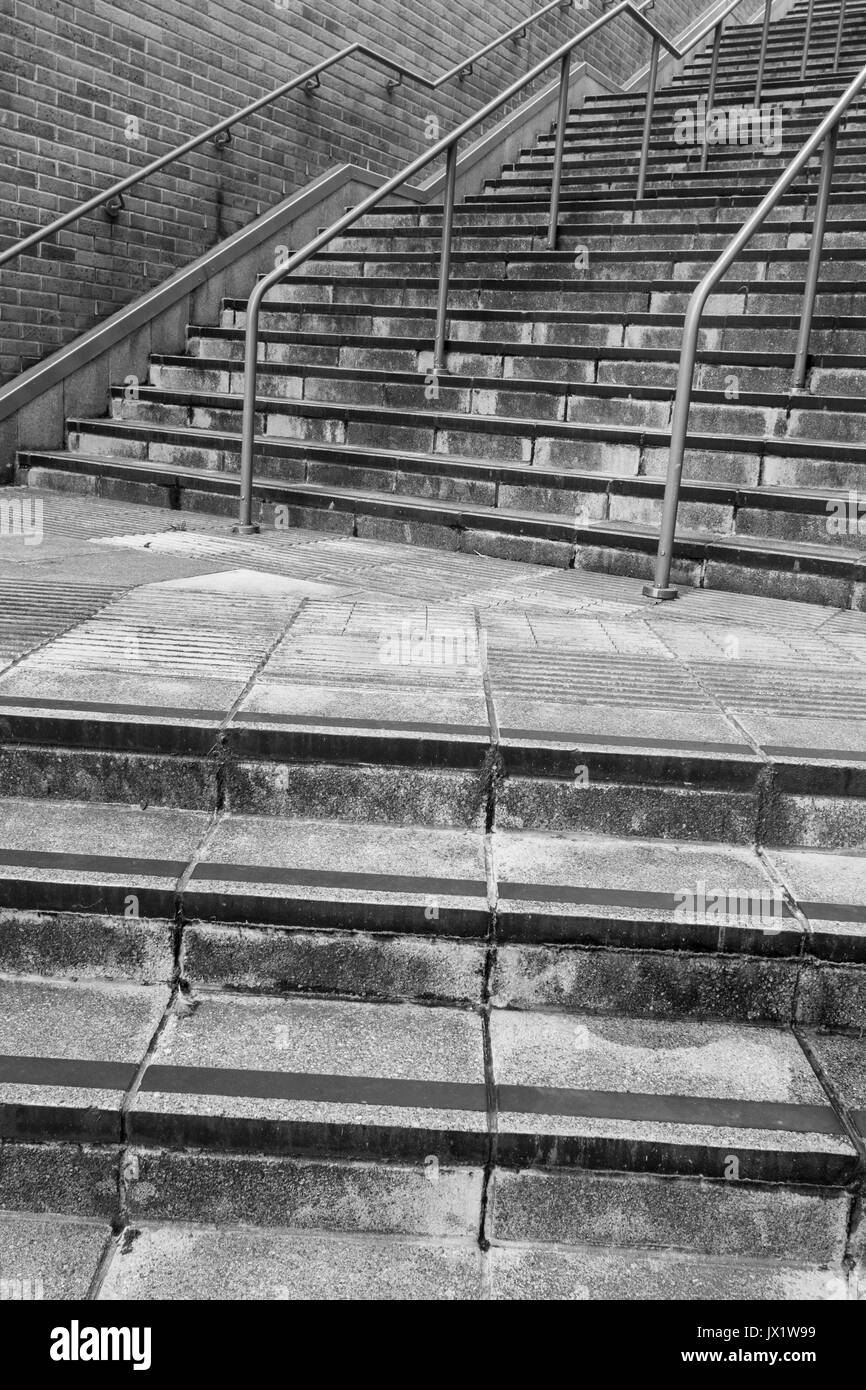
[234,0,778,530]
[0,0,575,271]
[644,58,866,601]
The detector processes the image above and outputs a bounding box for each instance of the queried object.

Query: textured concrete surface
[0,491,864,1294]
[491,1009,856,1180]
[130,992,489,1157]
[0,976,169,1142]
[0,1212,109,1300]
[98,1225,482,1301]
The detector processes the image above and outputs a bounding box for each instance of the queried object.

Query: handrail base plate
[642,584,679,601]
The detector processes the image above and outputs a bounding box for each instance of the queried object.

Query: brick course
[0,0,708,381]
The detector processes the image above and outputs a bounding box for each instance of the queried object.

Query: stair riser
[1,1140,852,1268]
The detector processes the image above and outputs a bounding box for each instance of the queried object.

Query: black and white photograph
[0,0,863,1339]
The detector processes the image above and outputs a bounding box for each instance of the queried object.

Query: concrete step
[112,376,866,457]
[1,794,865,1020]
[362,193,866,230]
[154,347,866,398]
[214,302,866,355]
[0,974,861,1218]
[1,973,861,1276]
[248,275,865,319]
[179,326,866,394]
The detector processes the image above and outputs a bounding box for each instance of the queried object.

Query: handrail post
[700,21,723,173]
[433,142,459,372]
[754,0,773,108]
[547,50,573,250]
[642,296,706,600]
[235,280,269,534]
[791,126,837,391]
[799,0,815,80]
[834,0,847,73]
[636,36,660,200]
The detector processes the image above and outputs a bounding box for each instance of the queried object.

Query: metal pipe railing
[637,36,661,199]
[754,0,774,106]
[800,0,816,81]
[791,125,837,389]
[0,0,575,271]
[699,19,724,172]
[546,48,573,250]
[236,0,780,529]
[643,60,866,601]
[235,0,666,530]
[834,0,848,72]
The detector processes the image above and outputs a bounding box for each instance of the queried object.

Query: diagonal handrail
[643,58,866,600]
[0,0,578,271]
[233,0,785,530]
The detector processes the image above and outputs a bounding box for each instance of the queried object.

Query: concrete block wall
[0,0,711,383]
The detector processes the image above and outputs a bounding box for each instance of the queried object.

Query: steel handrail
[235,0,778,529]
[0,0,575,271]
[644,58,866,601]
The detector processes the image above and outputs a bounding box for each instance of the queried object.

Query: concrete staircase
[18,0,866,610]
[0,518,864,1297]
[2,1,866,1300]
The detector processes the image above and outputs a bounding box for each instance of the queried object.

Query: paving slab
[0,976,169,1143]
[765,847,866,961]
[0,1212,109,1300]
[98,1225,483,1301]
[0,798,209,920]
[492,830,799,953]
[734,712,866,763]
[130,992,489,1161]
[183,814,490,934]
[492,699,749,754]
[490,1010,857,1183]
[802,1030,866,1146]
[488,1243,852,1301]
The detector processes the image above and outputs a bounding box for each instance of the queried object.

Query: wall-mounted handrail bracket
[212,128,233,149]
[104,195,125,221]
[303,74,321,93]
[385,70,404,92]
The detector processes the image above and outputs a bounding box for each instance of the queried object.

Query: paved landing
[1,487,866,772]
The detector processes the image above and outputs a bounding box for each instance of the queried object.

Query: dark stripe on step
[0,851,859,924]
[188,866,488,897]
[0,1057,137,1089]
[0,696,225,720]
[799,902,866,924]
[233,713,490,735]
[765,745,866,763]
[0,1055,844,1133]
[0,850,186,877]
[0,697,487,738]
[500,728,751,753]
[498,883,797,916]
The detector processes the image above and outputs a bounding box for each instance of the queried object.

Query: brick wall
[0,0,710,382]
